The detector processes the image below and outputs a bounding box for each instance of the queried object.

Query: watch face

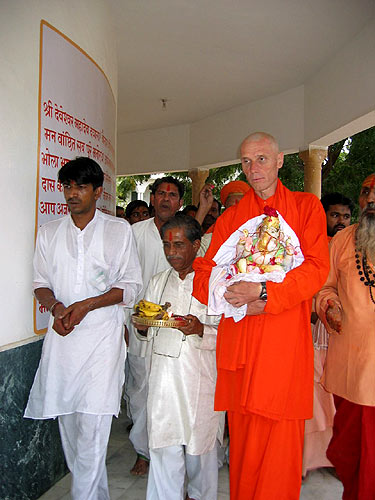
[260,282,267,301]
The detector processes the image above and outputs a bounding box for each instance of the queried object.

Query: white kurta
[142,269,224,455]
[25,210,142,419]
[127,217,171,357]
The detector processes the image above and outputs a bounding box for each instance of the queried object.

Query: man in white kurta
[24,158,142,500]
[125,176,184,475]
[134,215,224,500]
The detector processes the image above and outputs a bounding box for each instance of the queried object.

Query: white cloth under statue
[208,208,304,322]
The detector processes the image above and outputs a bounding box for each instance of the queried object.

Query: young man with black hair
[125,200,150,225]
[116,205,126,218]
[134,214,223,500]
[321,192,354,238]
[25,157,142,500]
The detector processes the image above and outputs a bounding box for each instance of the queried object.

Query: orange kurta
[316,224,375,406]
[193,180,330,421]
[193,180,329,498]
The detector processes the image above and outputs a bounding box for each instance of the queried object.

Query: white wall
[117,86,305,174]
[117,124,190,176]
[304,16,375,148]
[0,0,117,349]
[117,15,375,175]
[189,86,305,167]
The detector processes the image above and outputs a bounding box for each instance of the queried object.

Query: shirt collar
[69,208,99,233]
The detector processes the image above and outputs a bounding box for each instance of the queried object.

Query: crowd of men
[24,132,374,500]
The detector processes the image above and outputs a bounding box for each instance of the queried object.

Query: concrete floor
[39,411,343,500]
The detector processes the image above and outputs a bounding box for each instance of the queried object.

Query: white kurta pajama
[125,217,171,460]
[24,210,142,499]
[139,268,224,500]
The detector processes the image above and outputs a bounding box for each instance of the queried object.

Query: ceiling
[109,0,374,135]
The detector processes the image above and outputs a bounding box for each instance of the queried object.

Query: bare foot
[130,456,149,476]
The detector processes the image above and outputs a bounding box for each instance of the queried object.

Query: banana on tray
[134,300,171,321]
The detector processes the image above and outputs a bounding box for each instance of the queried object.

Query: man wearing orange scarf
[193,132,330,499]
[316,174,375,500]
[220,180,250,209]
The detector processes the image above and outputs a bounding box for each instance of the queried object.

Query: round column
[188,168,209,205]
[299,147,327,198]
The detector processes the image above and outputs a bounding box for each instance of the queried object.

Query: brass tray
[131,314,188,328]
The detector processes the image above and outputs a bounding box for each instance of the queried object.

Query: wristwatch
[259,281,267,301]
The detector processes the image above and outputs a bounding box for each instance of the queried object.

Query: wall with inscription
[35,22,116,332]
[0,1,117,348]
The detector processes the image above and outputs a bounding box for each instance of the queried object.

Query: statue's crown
[261,215,280,230]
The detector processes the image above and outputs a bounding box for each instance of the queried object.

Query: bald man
[316,174,375,500]
[193,132,329,499]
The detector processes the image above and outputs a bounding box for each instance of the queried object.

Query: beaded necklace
[355,247,375,304]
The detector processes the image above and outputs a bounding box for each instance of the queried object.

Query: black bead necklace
[355,248,375,304]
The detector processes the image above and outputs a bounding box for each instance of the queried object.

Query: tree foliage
[116,175,149,204]
[322,126,375,219]
[116,125,375,216]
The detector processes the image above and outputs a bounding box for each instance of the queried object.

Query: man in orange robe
[193,132,330,499]
[220,180,251,209]
[316,174,375,500]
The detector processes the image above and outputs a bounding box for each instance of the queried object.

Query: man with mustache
[321,192,353,238]
[125,176,184,475]
[316,174,375,500]
[134,214,224,500]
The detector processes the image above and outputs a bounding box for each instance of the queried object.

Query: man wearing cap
[220,180,250,209]
[197,181,250,254]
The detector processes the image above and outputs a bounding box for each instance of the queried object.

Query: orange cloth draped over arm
[316,224,375,406]
[193,180,330,420]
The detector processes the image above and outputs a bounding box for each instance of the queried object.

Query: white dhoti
[141,269,224,499]
[147,442,219,500]
[125,217,171,462]
[58,413,113,500]
[25,211,143,499]
[125,352,151,459]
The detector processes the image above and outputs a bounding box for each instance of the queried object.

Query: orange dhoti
[228,411,304,500]
[193,181,330,500]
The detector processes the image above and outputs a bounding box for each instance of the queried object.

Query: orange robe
[316,224,375,499]
[193,180,330,499]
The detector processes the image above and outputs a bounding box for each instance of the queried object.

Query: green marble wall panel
[0,338,67,500]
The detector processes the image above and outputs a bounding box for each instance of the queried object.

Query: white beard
[356,208,375,263]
